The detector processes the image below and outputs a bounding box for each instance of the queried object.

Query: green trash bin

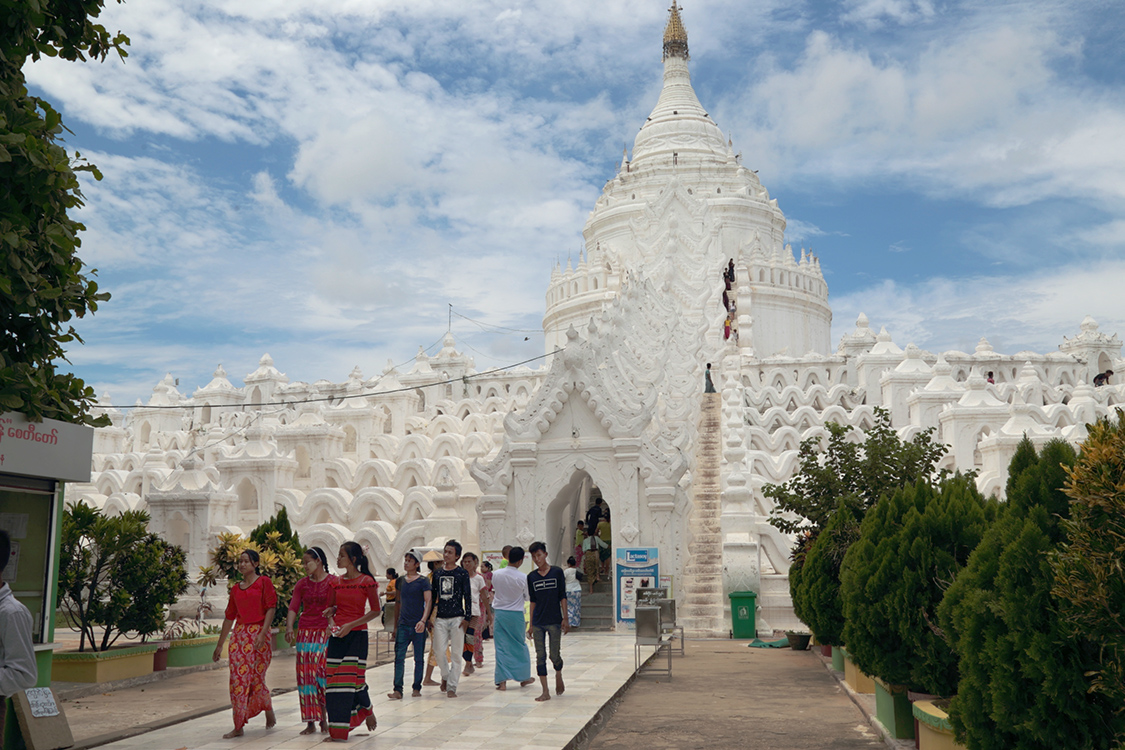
[729,591,757,639]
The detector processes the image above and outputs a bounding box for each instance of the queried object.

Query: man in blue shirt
[526,541,568,702]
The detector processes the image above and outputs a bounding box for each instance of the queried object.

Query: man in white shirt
[489,547,535,691]
[0,529,37,697]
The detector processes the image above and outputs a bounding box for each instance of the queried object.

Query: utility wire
[112,349,559,411]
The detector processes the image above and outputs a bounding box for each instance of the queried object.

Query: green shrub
[938,438,1121,749]
[792,505,860,645]
[1052,411,1125,739]
[58,502,188,651]
[841,474,996,694]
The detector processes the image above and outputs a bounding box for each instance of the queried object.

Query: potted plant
[839,473,997,740]
[160,587,219,668]
[54,503,188,682]
[785,630,811,651]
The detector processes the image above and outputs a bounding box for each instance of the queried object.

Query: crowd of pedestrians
[212,537,577,740]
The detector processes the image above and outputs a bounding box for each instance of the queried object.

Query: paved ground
[54,635,885,750]
[586,640,885,750]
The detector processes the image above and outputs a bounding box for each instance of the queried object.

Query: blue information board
[615,547,659,622]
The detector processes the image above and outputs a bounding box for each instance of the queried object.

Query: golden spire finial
[663,2,689,61]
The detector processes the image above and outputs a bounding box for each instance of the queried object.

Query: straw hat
[421,549,443,562]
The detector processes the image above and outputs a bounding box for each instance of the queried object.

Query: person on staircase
[574,520,587,566]
[582,532,601,594]
[704,362,716,393]
[596,511,612,577]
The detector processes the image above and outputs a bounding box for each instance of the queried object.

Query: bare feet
[519,678,535,687]
[462,663,474,676]
[265,709,276,729]
[411,689,422,697]
[223,728,244,739]
[496,681,507,691]
[440,679,447,692]
[365,715,377,731]
[535,691,551,702]
[301,722,317,735]
[556,673,566,695]
[422,678,440,686]
[446,690,457,698]
[320,720,329,734]
[387,691,402,700]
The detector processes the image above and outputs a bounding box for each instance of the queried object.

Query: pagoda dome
[630,3,729,169]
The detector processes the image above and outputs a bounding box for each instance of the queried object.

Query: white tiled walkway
[98,634,638,750]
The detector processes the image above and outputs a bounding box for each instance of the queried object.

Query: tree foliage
[1052,410,1125,735]
[0,0,128,424]
[766,407,946,537]
[840,474,996,695]
[791,505,861,645]
[938,438,1122,750]
[58,501,188,651]
[199,510,304,628]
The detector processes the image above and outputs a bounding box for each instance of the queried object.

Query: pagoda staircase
[571,579,615,631]
[680,391,726,637]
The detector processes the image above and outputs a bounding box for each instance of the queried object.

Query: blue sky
[28,0,1125,405]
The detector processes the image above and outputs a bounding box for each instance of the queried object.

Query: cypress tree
[938,438,1120,749]
[1052,411,1125,740]
[792,504,860,645]
[841,474,996,694]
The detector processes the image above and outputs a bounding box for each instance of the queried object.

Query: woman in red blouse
[324,541,381,741]
[285,546,335,735]
[212,549,277,739]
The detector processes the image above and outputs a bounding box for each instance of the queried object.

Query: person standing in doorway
[491,547,535,691]
[213,550,277,739]
[597,511,613,577]
[0,529,37,698]
[431,539,472,698]
[526,541,568,702]
[286,546,335,735]
[387,549,431,700]
[584,498,604,537]
[564,556,582,629]
[574,521,586,566]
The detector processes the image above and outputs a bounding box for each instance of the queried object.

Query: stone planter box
[841,648,875,694]
[165,635,222,668]
[831,645,845,671]
[875,678,915,740]
[52,643,158,683]
[913,699,966,750]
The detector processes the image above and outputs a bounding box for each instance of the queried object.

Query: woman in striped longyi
[285,546,335,735]
[324,542,380,742]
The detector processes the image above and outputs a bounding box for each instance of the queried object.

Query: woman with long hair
[212,549,277,739]
[324,541,380,742]
[285,546,335,735]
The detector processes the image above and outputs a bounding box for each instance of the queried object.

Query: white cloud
[831,259,1125,354]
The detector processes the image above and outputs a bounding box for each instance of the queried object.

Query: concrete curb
[814,651,914,750]
[69,687,297,750]
[56,660,228,701]
[566,639,673,750]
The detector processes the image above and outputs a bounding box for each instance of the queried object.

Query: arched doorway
[545,470,599,568]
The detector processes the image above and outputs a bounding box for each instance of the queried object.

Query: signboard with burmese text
[0,412,94,483]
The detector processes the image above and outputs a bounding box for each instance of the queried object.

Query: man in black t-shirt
[526,541,568,702]
[432,539,472,698]
[584,498,604,534]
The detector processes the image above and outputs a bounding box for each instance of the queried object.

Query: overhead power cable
[112,349,559,411]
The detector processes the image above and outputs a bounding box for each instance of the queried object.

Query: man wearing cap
[387,549,432,700]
